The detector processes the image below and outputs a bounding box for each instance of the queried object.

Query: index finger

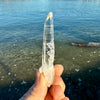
[54,64,64,76]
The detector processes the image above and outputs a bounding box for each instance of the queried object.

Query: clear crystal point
[39,12,55,87]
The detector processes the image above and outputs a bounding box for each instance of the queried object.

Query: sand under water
[0,33,100,99]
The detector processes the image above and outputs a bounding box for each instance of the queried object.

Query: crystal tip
[46,12,53,21]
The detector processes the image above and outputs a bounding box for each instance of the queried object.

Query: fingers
[49,85,65,100]
[53,64,65,92]
[49,76,66,100]
[48,64,67,100]
[54,64,64,76]
[48,64,65,100]
[53,76,65,92]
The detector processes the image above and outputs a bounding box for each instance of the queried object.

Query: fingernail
[53,85,62,93]
[62,97,69,100]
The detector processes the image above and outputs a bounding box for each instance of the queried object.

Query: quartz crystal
[39,12,55,87]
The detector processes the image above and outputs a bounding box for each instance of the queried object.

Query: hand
[19,64,69,100]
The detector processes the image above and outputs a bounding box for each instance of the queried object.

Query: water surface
[0,0,100,99]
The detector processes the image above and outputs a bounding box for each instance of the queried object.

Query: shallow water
[0,0,100,99]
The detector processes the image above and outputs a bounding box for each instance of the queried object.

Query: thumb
[32,71,48,99]
[20,71,48,100]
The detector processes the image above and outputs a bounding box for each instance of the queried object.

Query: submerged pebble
[14,64,17,66]
[15,88,19,92]
[1,76,4,78]
[75,68,80,72]
[21,80,27,85]
[65,77,68,80]
[78,78,82,82]
[97,67,100,70]
[8,88,11,92]
[93,51,96,54]
[8,72,11,75]
[72,57,75,60]
[14,74,16,77]
[90,54,93,56]
[1,78,3,80]
[89,69,92,72]
[11,81,14,84]
[81,50,83,52]
[87,60,90,63]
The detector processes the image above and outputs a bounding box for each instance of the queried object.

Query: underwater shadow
[63,61,100,100]
[0,62,100,100]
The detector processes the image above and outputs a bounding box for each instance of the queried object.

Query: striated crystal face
[39,12,55,87]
